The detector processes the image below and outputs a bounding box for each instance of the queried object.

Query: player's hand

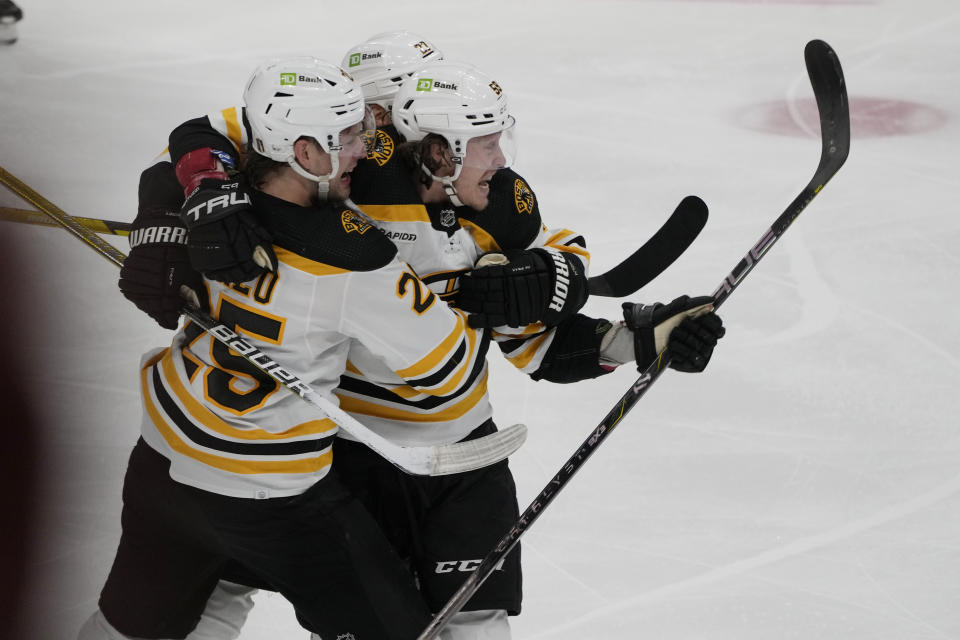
[622,295,725,372]
[118,209,208,330]
[457,248,587,328]
[180,178,275,284]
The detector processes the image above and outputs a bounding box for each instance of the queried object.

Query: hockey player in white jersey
[117,36,725,640]
[79,56,514,640]
[342,30,444,127]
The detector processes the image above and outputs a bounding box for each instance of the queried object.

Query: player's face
[453,132,507,210]
[370,103,392,127]
[307,122,367,202]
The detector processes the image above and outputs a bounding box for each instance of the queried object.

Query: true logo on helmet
[416,78,458,92]
[366,129,395,167]
[341,210,372,235]
[514,178,535,215]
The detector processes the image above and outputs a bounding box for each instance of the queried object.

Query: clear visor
[459,117,517,172]
[338,107,378,160]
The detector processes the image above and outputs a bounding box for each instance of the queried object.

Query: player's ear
[293,137,320,166]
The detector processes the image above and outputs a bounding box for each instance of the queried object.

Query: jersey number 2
[397,271,437,314]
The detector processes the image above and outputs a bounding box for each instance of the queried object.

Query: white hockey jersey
[139,191,486,498]
[164,110,590,449]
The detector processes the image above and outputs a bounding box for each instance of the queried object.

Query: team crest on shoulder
[341,210,372,235]
[365,129,395,166]
[514,178,535,215]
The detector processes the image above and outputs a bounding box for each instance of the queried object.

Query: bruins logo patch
[365,129,395,166]
[341,210,372,235]
[514,178,535,215]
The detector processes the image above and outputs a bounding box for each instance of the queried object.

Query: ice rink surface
[2,0,959,637]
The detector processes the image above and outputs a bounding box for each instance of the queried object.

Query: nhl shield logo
[341,210,372,234]
[365,129,395,167]
[514,178,534,215]
[440,209,457,228]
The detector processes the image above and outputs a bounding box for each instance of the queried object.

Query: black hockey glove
[118,209,208,330]
[667,313,725,372]
[457,248,587,329]
[180,178,275,284]
[623,295,725,373]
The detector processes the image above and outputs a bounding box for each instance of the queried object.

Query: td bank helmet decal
[416,78,458,92]
[365,129,395,166]
[341,210,372,234]
[514,178,535,215]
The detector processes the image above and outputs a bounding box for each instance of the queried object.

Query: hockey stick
[417,38,849,639]
[0,205,132,235]
[587,195,708,297]
[2,197,704,298]
[0,165,527,477]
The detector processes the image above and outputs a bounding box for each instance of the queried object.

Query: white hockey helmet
[393,61,516,205]
[341,31,443,109]
[243,57,372,196]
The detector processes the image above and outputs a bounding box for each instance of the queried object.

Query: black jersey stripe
[404,339,468,389]
[152,367,333,456]
[338,336,490,410]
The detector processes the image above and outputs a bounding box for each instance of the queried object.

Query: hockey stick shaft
[0,165,526,477]
[0,205,132,235]
[1,194,703,298]
[417,38,849,639]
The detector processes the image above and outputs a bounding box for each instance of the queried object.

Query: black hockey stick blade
[713,39,849,307]
[588,195,708,297]
[770,39,850,238]
[806,39,850,179]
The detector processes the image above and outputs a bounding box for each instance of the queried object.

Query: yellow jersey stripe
[458,219,501,253]
[545,229,591,261]
[395,310,467,379]
[275,247,351,276]
[222,107,244,152]
[416,314,479,396]
[550,243,590,260]
[337,369,489,423]
[360,204,430,223]
[142,364,333,475]
[507,333,551,369]
[492,323,546,338]
[160,350,337,440]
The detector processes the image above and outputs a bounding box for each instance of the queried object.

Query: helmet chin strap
[288,151,340,201]
[420,161,464,208]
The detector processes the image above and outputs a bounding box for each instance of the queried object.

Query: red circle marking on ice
[734,97,949,138]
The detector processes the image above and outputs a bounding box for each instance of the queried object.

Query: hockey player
[0,0,22,45]
[341,30,444,127]
[79,56,513,640]
[118,42,725,640]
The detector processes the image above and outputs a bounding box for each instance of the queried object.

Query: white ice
[2,0,959,637]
